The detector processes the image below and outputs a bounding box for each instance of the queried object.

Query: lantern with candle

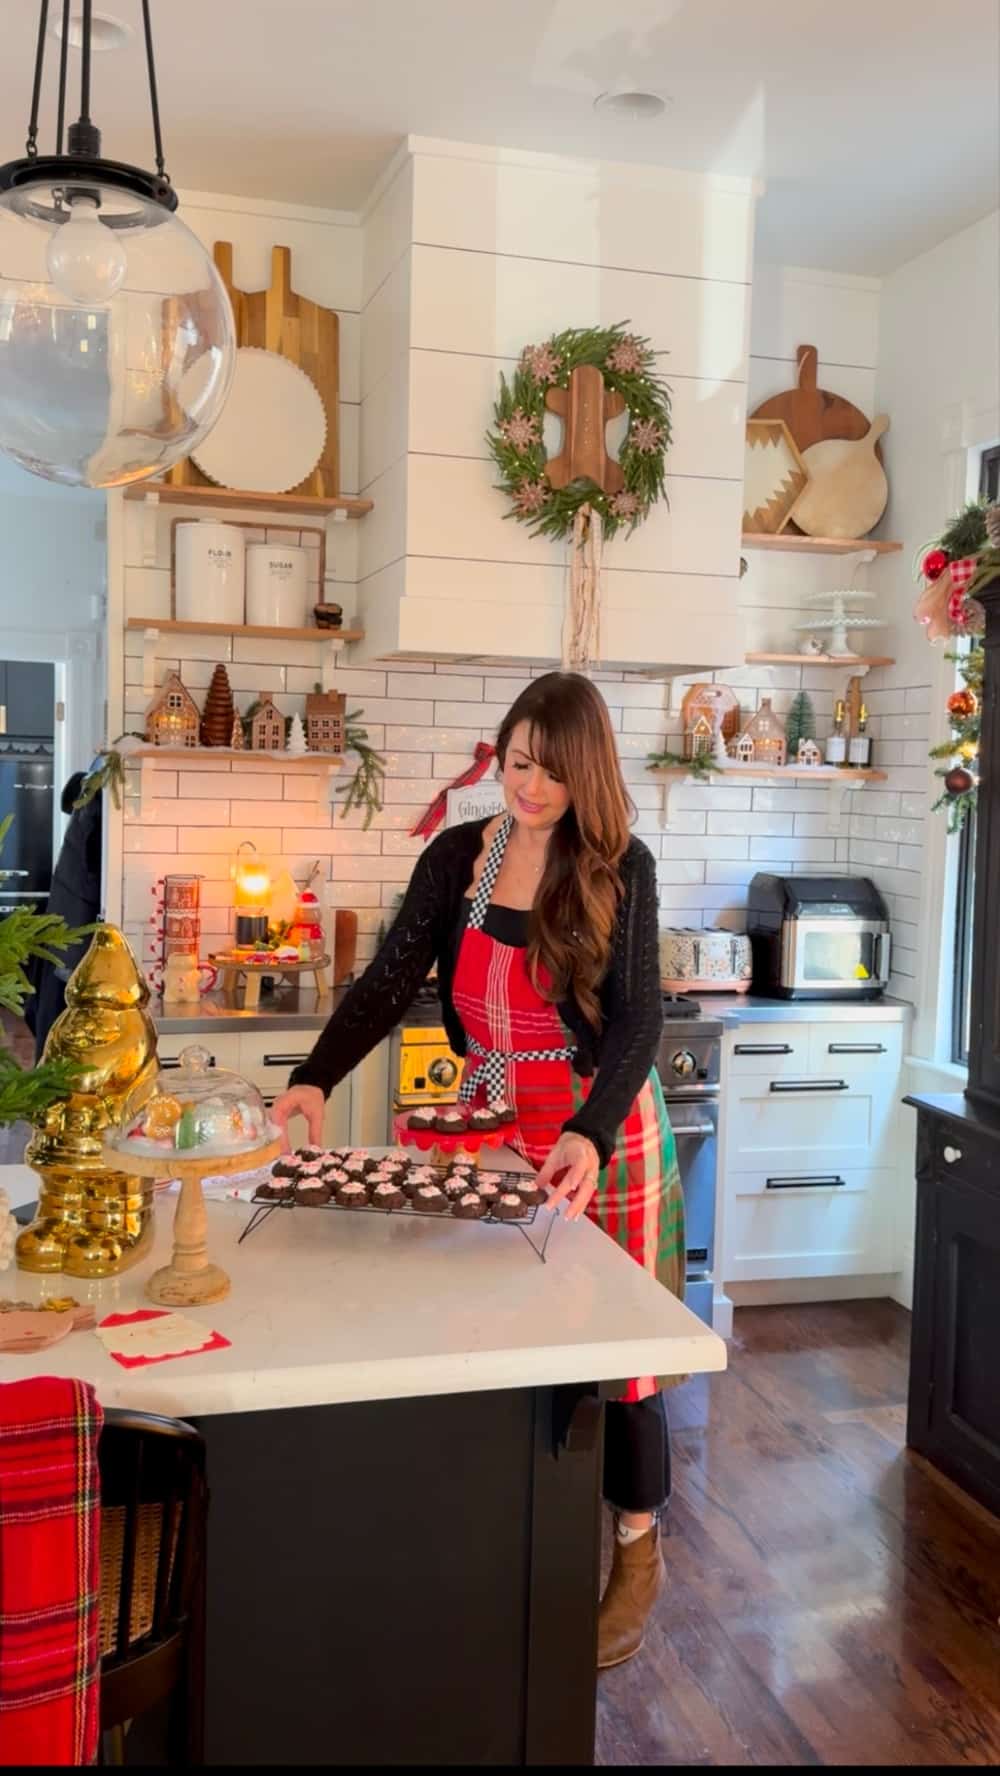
[232,842,272,948]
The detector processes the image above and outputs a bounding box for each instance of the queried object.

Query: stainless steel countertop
[152,987,346,1035]
[702,993,911,1026]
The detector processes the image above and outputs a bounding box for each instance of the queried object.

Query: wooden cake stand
[212,953,331,1009]
[106,1134,283,1306]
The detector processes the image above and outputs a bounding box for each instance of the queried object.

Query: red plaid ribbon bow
[410,742,497,840]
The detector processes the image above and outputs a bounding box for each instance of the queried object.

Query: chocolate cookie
[272,1157,300,1179]
[515,1179,546,1207]
[411,1183,448,1214]
[493,1191,528,1221]
[407,1107,437,1131]
[297,1147,324,1164]
[474,1177,501,1205]
[433,1107,467,1136]
[295,1180,332,1206]
[468,1107,500,1132]
[442,1174,474,1200]
[452,1191,487,1220]
[335,1180,370,1208]
[370,1179,404,1212]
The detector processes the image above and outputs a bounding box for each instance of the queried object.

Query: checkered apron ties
[452,815,687,1403]
[457,816,576,1113]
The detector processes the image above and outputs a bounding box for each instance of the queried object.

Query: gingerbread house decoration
[734,731,756,763]
[684,711,715,760]
[250,692,285,752]
[796,737,823,767]
[305,689,346,755]
[146,672,200,749]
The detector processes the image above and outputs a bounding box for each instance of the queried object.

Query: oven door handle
[670,1122,716,1138]
[768,1078,848,1093]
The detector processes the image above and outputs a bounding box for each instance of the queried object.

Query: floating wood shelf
[649,764,887,783]
[123,483,373,520]
[746,652,895,669]
[742,533,902,556]
[132,745,342,821]
[126,617,363,644]
[128,619,361,696]
[648,760,887,835]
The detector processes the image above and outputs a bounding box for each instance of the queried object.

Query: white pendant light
[0,0,235,489]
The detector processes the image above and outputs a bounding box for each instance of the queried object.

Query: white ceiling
[1,0,997,275]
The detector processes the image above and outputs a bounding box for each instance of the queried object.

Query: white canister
[175,522,245,625]
[245,543,309,628]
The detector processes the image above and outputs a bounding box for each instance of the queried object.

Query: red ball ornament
[945,766,974,796]
[923,548,949,581]
[947,689,977,719]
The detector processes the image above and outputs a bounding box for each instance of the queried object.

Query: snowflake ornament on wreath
[487,322,672,541]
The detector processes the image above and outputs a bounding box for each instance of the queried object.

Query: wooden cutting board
[750,344,881,457]
[333,909,358,984]
[167,242,340,498]
[791,417,890,539]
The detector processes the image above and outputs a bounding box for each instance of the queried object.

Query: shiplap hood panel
[355,139,757,672]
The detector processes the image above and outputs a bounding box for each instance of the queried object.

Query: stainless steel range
[657,993,720,1329]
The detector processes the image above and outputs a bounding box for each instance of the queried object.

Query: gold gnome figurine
[17,926,158,1277]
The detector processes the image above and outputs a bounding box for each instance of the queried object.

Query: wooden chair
[98,1409,207,1766]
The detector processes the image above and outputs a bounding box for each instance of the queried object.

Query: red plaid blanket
[0,1377,103,1766]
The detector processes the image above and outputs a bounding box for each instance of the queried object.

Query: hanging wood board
[750,344,883,458]
[792,417,890,539]
[743,418,809,534]
[166,243,340,498]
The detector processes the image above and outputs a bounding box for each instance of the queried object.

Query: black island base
[193,1383,604,1765]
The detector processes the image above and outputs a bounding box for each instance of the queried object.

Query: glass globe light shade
[0,178,235,488]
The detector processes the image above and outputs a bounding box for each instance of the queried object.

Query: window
[949,447,998,1062]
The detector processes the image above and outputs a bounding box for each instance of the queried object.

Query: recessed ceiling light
[51,10,132,51]
[594,89,671,121]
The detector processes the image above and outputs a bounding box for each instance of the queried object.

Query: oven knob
[428,1056,458,1088]
[672,1049,697,1078]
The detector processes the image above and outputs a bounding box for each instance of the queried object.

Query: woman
[271,672,684,1670]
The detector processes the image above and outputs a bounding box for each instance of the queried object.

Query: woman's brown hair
[495,672,633,1027]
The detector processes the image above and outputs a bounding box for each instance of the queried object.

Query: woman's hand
[535,1133,602,1221]
[269,1084,325,1150]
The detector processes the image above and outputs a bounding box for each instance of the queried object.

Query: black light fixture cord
[55,0,71,154]
[25,0,50,158]
[79,0,93,123]
[141,0,169,182]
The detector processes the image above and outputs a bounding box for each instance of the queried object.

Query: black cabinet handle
[768,1079,848,1093]
[827,1042,887,1054]
[734,1042,794,1055]
[160,1055,216,1070]
[262,1053,310,1067]
[766,1174,846,1189]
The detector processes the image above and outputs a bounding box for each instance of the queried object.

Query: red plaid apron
[0,1376,103,1766]
[453,818,685,1402]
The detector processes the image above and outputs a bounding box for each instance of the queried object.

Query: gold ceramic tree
[17,926,158,1277]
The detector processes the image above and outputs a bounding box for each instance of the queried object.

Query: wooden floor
[596,1301,1000,1767]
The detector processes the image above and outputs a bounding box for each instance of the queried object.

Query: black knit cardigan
[290,818,663,1166]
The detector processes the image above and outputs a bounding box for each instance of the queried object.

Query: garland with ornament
[488,323,671,541]
[916,501,1000,827]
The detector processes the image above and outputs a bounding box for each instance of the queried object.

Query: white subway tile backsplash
[749,835,835,863]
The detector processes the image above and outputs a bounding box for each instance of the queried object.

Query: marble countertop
[152,987,345,1034]
[0,1157,725,1417]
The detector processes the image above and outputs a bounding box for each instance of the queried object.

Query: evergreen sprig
[0,813,92,1125]
[647,749,721,781]
[338,709,386,831]
[487,323,672,541]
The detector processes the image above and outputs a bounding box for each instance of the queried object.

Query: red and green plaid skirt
[454,921,685,1402]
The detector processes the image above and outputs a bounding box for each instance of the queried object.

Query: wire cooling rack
[237,1164,559,1262]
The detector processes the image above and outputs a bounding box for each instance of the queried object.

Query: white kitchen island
[2,1159,724,1766]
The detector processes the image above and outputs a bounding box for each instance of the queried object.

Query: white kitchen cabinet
[724,1167,895,1281]
[156,1033,243,1073]
[154,1027,351,1150]
[720,1017,903,1285]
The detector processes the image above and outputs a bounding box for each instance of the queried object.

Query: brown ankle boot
[597,1523,663,1670]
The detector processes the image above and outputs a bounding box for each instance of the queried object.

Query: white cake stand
[795,589,886,658]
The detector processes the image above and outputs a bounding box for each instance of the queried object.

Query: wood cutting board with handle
[791,416,890,539]
[750,344,882,457]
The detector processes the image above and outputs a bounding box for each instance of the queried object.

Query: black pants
[602,1391,671,1514]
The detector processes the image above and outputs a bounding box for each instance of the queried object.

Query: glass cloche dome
[113,1044,273,1159]
[0,179,235,488]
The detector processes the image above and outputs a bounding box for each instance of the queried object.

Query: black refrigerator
[0,757,54,909]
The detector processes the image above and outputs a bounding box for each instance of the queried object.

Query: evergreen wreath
[487,323,671,540]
